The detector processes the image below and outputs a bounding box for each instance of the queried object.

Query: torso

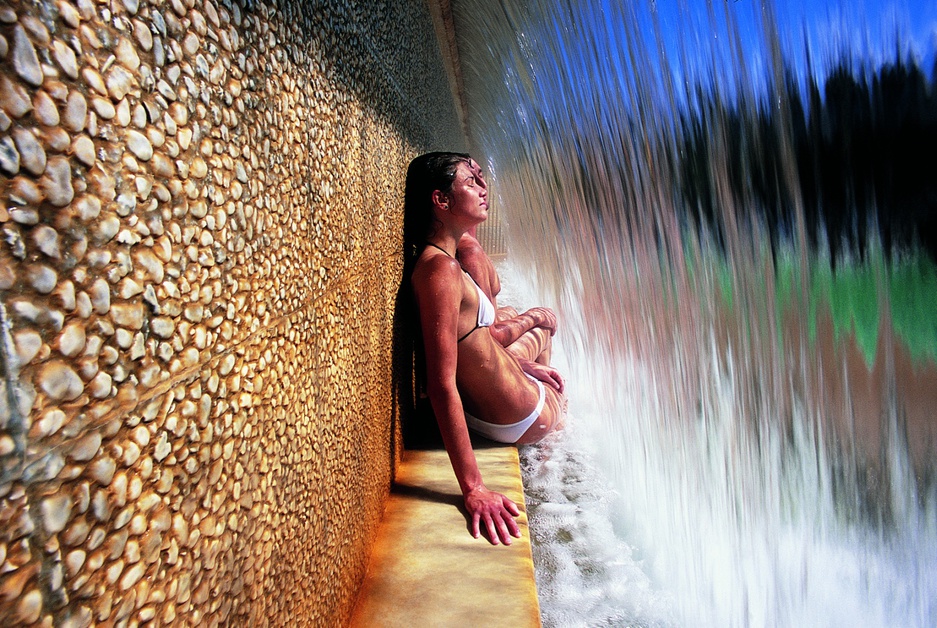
[414,248,538,426]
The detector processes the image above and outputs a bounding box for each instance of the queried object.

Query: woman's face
[444,162,488,223]
[467,159,488,191]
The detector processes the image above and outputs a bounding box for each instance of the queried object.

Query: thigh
[516,386,566,445]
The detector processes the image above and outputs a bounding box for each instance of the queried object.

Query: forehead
[454,161,473,178]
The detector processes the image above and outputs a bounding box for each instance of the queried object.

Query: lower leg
[506,327,552,365]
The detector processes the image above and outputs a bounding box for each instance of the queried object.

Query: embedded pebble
[116,98,131,126]
[33,90,60,126]
[89,456,117,485]
[89,278,110,314]
[41,494,73,534]
[150,317,174,338]
[41,156,75,206]
[74,195,101,221]
[116,37,140,71]
[133,20,153,51]
[91,96,116,120]
[34,224,61,257]
[88,371,112,398]
[10,178,42,207]
[28,264,58,293]
[72,134,96,166]
[14,330,43,366]
[52,40,79,79]
[70,431,102,461]
[81,68,107,96]
[0,135,20,174]
[97,215,120,242]
[46,126,72,153]
[36,408,66,437]
[57,1,80,27]
[13,127,46,175]
[63,90,87,132]
[57,322,87,357]
[190,157,207,178]
[114,538,137,573]
[16,590,42,624]
[66,550,87,578]
[0,74,32,117]
[12,25,43,87]
[107,66,134,101]
[55,280,75,310]
[126,129,153,161]
[118,278,143,298]
[21,15,49,45]
[111,303,145,329]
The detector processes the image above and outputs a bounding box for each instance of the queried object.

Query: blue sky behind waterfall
[643,0,937,106]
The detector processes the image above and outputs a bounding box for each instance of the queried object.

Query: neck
[425,228,461,258]
[425,238,456,258]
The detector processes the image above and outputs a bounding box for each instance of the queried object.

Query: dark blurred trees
[678,55,937,262]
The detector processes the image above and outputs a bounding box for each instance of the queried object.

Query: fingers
[502,499,522,539]
[503,496,520,516]
[469,493,523,545]
[537,366,565,393]
[484,509,520,545]
[486,514,509,545]
[553,371,566,395]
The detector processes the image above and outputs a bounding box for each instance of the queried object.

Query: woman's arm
[487,306,558,348]
[413,257,521,545]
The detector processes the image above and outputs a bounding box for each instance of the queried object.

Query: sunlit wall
[0,0,463,624]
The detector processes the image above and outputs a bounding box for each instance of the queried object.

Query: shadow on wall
[286,0,464,151]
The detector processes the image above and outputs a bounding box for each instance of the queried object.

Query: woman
[457,156,560,369]
[405,152,566,545]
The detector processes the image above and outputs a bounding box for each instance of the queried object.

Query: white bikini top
[423,242,495,342]
[458,273,495,342]
[472,274,496,327]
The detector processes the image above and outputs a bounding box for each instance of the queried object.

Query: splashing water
[454,1,937,626]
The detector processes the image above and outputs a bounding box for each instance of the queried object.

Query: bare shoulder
[457,237,492,274]
[457,235,487,263]
[412,253,463,299]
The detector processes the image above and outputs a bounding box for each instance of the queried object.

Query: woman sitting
[405,152,566,544]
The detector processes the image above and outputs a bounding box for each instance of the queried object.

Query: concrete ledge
[349,446,541,627]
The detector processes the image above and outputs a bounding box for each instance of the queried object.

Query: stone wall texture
[0,0,464,625]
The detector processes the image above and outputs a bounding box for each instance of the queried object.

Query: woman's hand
[520,359,565,394]
[525,307,558,336]
[464,485,522,545]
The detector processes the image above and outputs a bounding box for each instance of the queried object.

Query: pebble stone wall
[0,0,464,625]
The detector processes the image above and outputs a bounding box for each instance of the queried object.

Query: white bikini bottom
[463,374,545,444]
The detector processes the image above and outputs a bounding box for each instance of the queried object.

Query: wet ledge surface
[350,446,541,627]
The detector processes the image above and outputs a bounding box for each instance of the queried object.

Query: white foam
[498,259,937,628]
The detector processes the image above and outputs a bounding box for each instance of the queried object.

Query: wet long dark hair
[403,151,470,265]
[399,152,470,446]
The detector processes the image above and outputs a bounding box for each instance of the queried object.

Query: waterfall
[454,0,937,625]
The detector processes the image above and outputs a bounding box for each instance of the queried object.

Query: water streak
[455,1,937,625]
